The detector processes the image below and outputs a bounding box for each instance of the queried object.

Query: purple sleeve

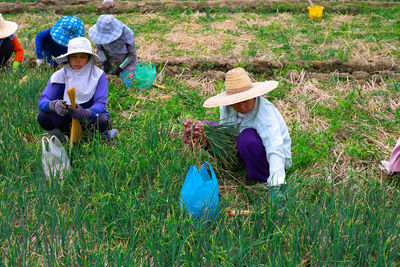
[38,79,65,112]
[89,73,108,117]
[35,28,51,59]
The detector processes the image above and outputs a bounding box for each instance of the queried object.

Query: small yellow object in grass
[67,87,83,146]
[226,209,250,216]
[153,83,169,90]
[308,5,324,20]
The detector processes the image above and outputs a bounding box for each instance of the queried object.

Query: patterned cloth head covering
[102,26,134,54]
[88,15,124,45]
[50,16,85,47]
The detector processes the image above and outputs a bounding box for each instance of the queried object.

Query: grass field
[1,1,400,265]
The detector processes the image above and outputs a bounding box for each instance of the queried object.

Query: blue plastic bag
[180,161,219,220]
[134,61,157,90]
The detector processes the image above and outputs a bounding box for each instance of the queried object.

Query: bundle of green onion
[182,120,240,170]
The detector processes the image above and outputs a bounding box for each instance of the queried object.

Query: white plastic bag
[42,136,70,179]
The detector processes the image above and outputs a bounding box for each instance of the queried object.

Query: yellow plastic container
[308,6,324,20]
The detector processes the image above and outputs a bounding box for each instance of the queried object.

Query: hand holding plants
[112,66,123,76]
[36,58,44,66]
[49,100,68,116]
[68,104,92,120]
[12,62,20,73]
[182,119,239,170]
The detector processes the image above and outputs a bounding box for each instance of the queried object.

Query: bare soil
[1,0,399,14]
[147,57,400,81]
[25,55,400,81]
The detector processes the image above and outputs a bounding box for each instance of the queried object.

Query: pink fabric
[390,138,400,172]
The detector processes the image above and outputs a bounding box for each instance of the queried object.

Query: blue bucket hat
[88,15,123,45]
[50,16,85,47]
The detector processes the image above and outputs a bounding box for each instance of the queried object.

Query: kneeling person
[37,37,118,141]
[203,68,292,204]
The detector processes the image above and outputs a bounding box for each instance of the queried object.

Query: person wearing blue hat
[89,14,138,87]
[35,16,84,67]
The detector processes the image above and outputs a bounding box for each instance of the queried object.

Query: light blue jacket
[220,96,292,186]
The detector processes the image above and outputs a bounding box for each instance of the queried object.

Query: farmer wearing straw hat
[0,14,24,73]
[37,37,118,141]
[203,68,292,204]
[35,16,84,67]
[89,14,138,88]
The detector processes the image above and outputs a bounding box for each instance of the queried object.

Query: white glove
[381,160,394,176]
[36,58,44,66]
[267,154,286,187]
[267,169,286,187]
[103,0,113,8]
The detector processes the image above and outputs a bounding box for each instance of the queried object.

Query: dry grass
[11,10,400,66]
[135,11,397,63]
[172,68,399,187]
[182,74,217,95]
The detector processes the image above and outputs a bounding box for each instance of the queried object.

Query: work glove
[103,61,112,74]
[49,100,68,116]
[111,66,123,76]
[36,58,44,66]
[68,104,93,120]
[12,61,20,73]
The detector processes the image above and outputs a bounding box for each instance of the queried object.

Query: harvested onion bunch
[182,119,240,169]
[182,120,206,149]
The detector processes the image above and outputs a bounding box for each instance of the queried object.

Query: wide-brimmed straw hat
[203,68,279,108]
[55,37,101,64]
[0,14,18,39]
[50,16,85,46]
[88,15,123,45]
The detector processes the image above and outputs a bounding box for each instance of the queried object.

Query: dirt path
[147,57,400,81]
[24,55,399,81]
[2,0,399,14]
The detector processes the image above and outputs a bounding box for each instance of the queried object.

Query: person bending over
[203,68,292,205]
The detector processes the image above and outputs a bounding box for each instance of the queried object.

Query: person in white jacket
[203,67,292,204]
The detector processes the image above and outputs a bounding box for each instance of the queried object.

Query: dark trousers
[37,111,110,134]
[41,43,63,66]
[0,38,14,66]
[237,128,270,183]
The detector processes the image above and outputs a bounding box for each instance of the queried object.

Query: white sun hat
[0,14,18,39]
[55,37,101,64]
[203,67,279,108]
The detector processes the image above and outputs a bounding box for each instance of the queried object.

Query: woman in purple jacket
[37,37,118,141]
